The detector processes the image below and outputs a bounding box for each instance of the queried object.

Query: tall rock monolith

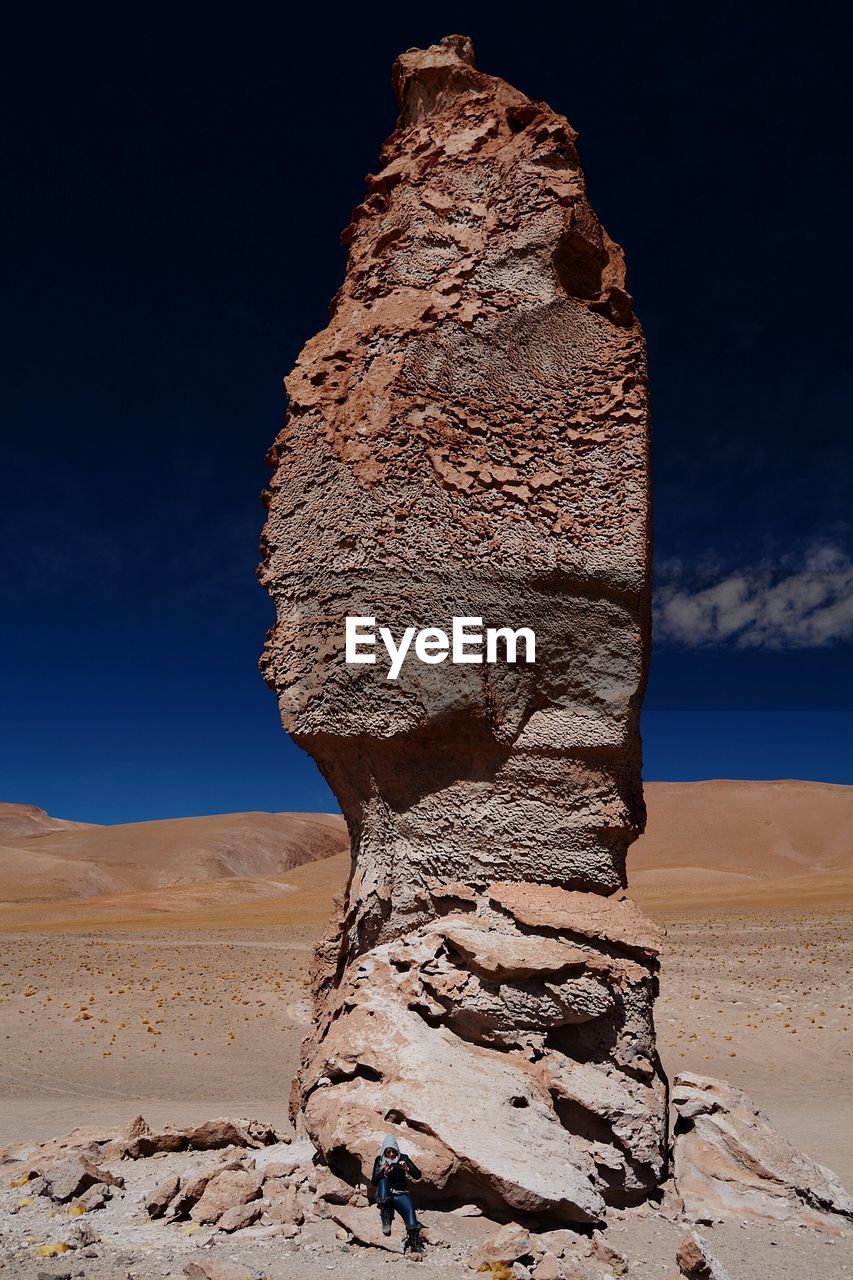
[260,35,665,1223]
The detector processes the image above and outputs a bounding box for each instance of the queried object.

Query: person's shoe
[379,1202,393,1236]
[404,1226,423,1258]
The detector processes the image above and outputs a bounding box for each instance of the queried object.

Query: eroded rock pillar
[260,34,665,1223]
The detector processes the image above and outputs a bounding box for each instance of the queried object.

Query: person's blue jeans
[376,1179,418,1230]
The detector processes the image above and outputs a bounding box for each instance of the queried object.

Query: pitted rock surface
[260,34,664,1220]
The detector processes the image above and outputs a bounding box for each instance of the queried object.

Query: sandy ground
[0,905,849,1183]
[0,899,850,1276]
[0,784,850,1276]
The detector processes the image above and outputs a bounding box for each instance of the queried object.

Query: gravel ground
[1,1134,850,1280]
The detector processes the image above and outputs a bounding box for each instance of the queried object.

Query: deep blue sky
[2,3,850,823]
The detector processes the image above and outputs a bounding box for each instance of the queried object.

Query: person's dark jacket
[371,1151,421,1191]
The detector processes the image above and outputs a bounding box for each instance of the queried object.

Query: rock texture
[667,1230,733,1280]
[466,1222,626,1277]
[260,35,663,1220]
[671,1073,853,1233]
[0,1114,618,1266]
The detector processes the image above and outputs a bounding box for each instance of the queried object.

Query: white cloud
[653,542,853,649]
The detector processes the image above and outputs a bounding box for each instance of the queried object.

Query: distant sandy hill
[636,780,850,877]
[0,802,94,841]
[0,780,848,926]
[0,807,348,906]
[631,780,851,911]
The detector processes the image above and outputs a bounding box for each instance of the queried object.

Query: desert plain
[0,779,849,1278]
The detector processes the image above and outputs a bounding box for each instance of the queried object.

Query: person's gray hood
[379,1133,400,1158]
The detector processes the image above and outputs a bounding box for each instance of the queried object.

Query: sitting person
[371,1133,424,1255]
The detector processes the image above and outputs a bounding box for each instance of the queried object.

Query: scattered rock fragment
[77,1180,110,1211]
[532,1253,562,1279]
[190,1168,264,1224]
[185,1118,282,1150]
[313,1167,356,1204]
[667,1230,733,1280]
[672,1073,853,1232]
[146,1172,182,1218]
[264,1180,304,1225]
[589,1232,627,1271]
[166,1167,219,1219]
[467,1222,534,1268]
[123,1129,189,1159]
[43,1155,123,1203]
[217,1200,262,1232]
[260,1159,299,1179]
[327,1202,402,1252]
[183,1261,254,1280]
